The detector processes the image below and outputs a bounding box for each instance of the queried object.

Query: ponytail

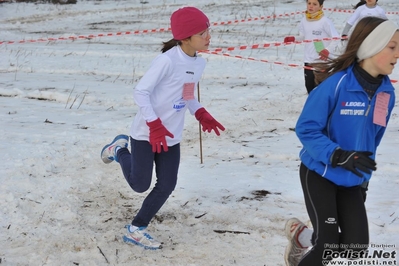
[354,0,366,9]
[161,39,182,53]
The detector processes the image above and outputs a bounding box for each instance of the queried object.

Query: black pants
[118,138,180,227]
[304,63,316,94]
[298,163,369,266]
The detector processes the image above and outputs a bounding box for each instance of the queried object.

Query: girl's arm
[297,19,305,41]
[341,22,352,37]
[346,7,361,27]
[379,7,388,20]
[295,76,342,164]
[133,55,172,122]
[324,19,340,54]
[187,90,203,115]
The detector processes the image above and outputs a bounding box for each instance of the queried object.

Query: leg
[118,138,155,193]
[132,142,180,227]
[337,185,369,253]
[304,64,316,94]
[298,163,340,266]
[102,136,161,249]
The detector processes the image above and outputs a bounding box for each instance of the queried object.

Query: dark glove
[283,36,295,43]
[331,149,376,177]
[146,118,174,153]
[195,107,225,136]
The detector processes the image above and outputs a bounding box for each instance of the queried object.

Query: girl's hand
[195,108,225,136]
[146,118,174,153]
[319,49,329,61]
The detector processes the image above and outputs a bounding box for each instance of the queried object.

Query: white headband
[357,20,398,62]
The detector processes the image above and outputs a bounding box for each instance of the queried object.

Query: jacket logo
[186,71,194,75]
[341,102,366,107]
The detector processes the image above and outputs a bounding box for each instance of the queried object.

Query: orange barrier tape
[200,50,398,84]
[204,37,343,54]
[199,50,315,70]
[3,8,397,46]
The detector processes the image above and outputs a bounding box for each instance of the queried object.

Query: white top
[298,16,340,63]
[347,5,387,26]
[130,45,205,146]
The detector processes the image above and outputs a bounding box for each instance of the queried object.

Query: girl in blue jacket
[284,17,398,266]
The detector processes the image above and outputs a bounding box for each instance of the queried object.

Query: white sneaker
[122,225,162,250]
[100,134,129,164]
[284,218,308,266]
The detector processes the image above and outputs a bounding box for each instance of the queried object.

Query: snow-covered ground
[0,0,398,265]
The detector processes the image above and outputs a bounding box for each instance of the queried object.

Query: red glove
[283,36,295,43]
[195,108,225,136]
[146,118,174,153]
[319,49,329,60]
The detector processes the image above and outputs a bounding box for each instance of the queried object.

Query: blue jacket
[296,64,395,187]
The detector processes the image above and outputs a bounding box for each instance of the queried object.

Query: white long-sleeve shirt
[342,5,387,36]
[130,45,205,146]
[347,5,387,27]
[298,16,340,63]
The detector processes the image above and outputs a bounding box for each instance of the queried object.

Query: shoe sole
[284,241,294,266]
[100,134,129,164]
[122,235,161,250]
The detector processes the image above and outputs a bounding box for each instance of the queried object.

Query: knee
[126,173,152,193]
[155,182,176,196]
[130,184,150,193]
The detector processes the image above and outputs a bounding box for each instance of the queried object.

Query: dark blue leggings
[298,163,369,266]
[117,138,180,227]
[304,63,316,94]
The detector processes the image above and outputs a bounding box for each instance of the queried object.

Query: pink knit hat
[170,7,210,40]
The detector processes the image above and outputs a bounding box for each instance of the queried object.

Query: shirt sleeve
[295,77,341,164]
[341,23,352,36]
[323,18,340,54]
[346,8,361,26]
[297,19,305,41]
[133,55,172,122]
[187,97,203,115]
[379,8,388,20]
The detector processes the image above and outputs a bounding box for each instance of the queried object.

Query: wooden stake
[197,82,203,164]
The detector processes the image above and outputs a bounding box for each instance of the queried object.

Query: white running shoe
[284,218,308,266]
[100,134,129,164]
[122,225,162,250]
